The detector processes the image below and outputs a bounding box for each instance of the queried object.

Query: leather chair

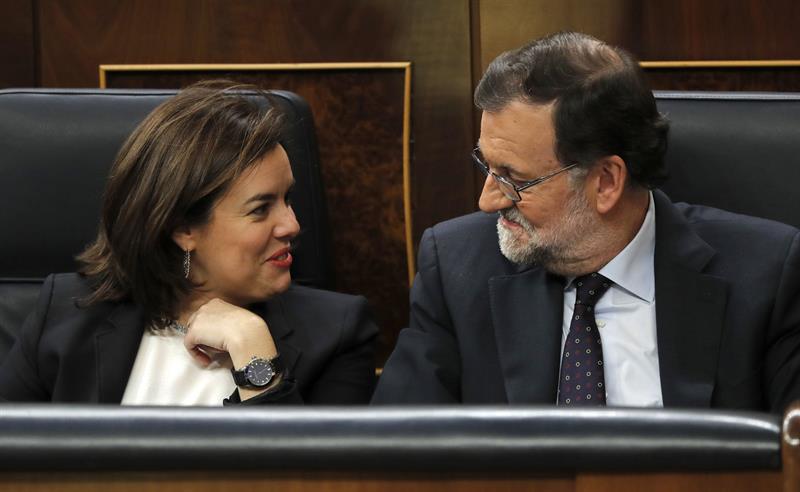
[655,91,800,229]
[0,88,332,361]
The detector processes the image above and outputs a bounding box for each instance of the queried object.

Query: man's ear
[592,155,627,215]
[171,225,196,252]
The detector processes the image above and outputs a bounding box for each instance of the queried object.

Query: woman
[0,81,377,405]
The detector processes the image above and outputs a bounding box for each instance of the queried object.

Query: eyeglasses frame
[472,147,580,202]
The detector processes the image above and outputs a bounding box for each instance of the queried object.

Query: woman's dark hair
[474,31,669,188]
[78,80,286,322]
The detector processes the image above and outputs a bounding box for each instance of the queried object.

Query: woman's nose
[275,204,300,240]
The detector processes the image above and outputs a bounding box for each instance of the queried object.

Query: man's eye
[284,191,293,206]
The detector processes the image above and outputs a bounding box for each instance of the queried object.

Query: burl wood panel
[106,69,408,359]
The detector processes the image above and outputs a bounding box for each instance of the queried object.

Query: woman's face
[183,145,299,306]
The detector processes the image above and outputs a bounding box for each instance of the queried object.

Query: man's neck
[564,188,650,276]
[590,188,650,271]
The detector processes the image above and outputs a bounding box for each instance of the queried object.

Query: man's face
[477,101,600,275]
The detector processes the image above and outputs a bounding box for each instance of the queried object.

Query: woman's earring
[183,249,191,279]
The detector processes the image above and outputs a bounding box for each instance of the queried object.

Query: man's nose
[478,174,513,213]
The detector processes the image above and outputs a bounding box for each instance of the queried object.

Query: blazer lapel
[258,295,301,376]
[653,190,728,408]
[490,266,564,403]
[95,303,145,403]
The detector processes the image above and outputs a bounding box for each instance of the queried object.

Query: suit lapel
[653,191,728,408]
[490,266,564,403]
[95,303,145,403]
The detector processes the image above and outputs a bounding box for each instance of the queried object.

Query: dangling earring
[183,249,191,279]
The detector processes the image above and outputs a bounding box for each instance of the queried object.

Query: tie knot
[574,273,612,308]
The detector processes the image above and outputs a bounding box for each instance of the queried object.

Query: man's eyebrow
[477,147,515,173]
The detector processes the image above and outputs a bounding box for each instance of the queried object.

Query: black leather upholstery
[655,91,800,228]
[0,88,332,360]
[0,405,781,471]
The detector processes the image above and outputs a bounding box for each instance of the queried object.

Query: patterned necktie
[557,272,612,406]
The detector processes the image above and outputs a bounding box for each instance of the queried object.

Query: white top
[561,192,663,407]
[121,325,236,406]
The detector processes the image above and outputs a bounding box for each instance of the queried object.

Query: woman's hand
[183,298,280,400]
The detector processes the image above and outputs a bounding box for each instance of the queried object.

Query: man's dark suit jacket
[0,273,378,404]
[373,191,800,412]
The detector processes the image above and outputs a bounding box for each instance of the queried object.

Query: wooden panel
[641,0,800,60]
[476,0,800,100]
[644,66,800,92]
[104,66,409,361]
[0,470,787,491]
[576,471,781,492]
[0,0,35,87]
[476,0,642,74]
[0,471,575,492]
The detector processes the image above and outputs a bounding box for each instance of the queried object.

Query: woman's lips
[266,248,293,268]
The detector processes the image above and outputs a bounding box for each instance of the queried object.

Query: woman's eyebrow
[243,192,277,205]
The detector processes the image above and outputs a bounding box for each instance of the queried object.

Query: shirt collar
[598,191,656,303]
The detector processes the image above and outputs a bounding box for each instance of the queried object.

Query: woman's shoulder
[280,283,367,306]
[44,272,93,295]
[269,284,374,334]
[37,273,125,321]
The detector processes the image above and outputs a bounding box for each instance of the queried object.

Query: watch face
[245,358,275,387]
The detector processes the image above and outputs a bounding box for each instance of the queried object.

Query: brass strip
[641,60,800,68]
[100,62,416,286]
[99,62,412,81]
[401,62,414,287]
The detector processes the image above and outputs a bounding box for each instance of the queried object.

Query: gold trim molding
[641,60,800,68]
[100,62,415,287]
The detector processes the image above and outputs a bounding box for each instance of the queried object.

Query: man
[372,32,800,411]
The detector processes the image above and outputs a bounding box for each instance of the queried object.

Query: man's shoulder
[417,211,513,280]
[671,199,799,241]
[424,212,500,255]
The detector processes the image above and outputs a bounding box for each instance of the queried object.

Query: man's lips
[500,215,522,229]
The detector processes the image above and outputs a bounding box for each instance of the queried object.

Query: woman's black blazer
[0,273,378,404]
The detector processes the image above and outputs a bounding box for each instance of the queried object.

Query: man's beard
[496,190,598,275]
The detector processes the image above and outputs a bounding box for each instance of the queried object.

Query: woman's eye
[250,203,270,215]
[284,192,293,206]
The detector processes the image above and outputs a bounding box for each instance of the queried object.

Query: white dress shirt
[121,325,236,406]
[561,192,662,407]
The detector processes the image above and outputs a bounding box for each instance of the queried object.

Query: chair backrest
[655,91,800,229]
[0,88,332,359]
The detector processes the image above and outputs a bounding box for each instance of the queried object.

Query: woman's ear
[593,155,627,215]
[171,225,195,252]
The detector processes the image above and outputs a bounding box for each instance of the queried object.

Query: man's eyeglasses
[472,147,579,202]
